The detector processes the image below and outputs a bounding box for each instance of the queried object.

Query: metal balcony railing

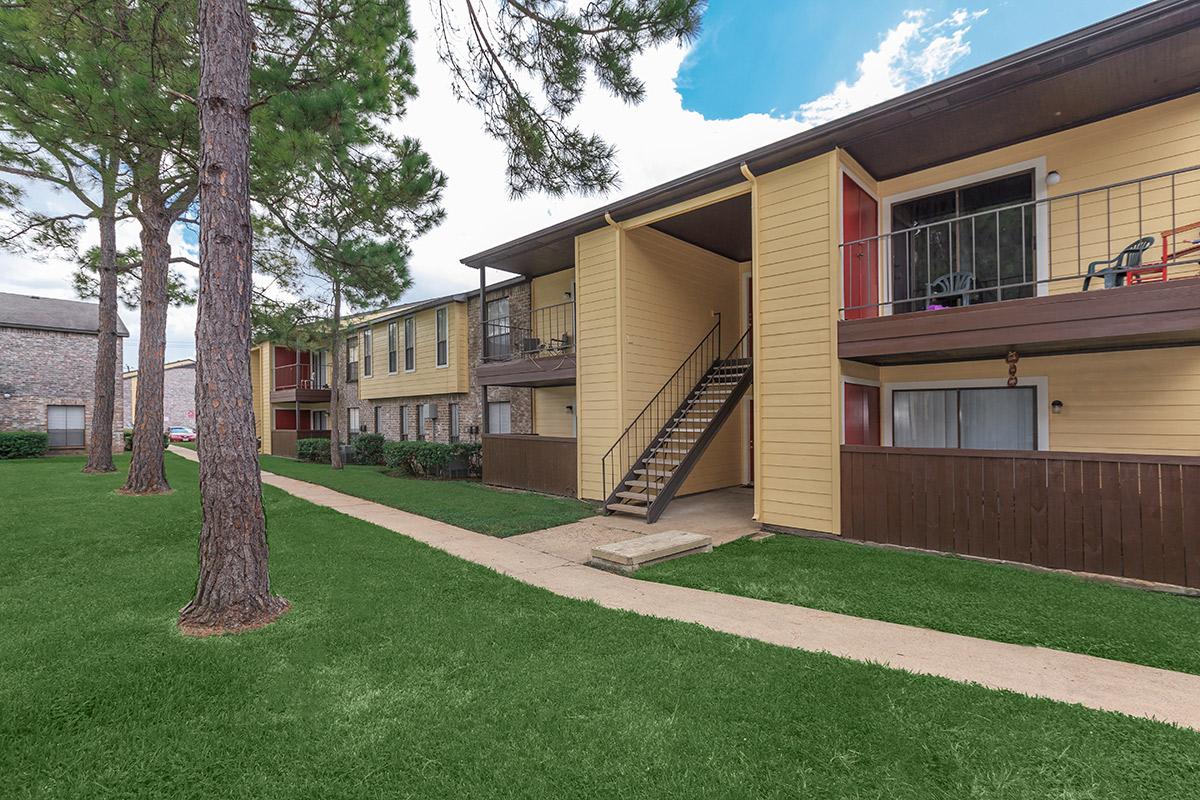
[839,164,1200,319]
[274,361,331,391]
[483,300,576,363]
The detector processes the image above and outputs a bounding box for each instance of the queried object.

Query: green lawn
[257,454,594,537]
[1,454,1198,798]
[639,534,1200,676]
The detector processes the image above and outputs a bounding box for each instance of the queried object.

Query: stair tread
[607,503,648,516]
[615,490,656,501]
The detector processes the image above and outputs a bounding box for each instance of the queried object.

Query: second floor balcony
[838,165,1200,364]
[477,300,577,388]
[271,350,332,402]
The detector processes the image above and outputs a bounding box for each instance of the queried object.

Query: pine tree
[431,0,704,196]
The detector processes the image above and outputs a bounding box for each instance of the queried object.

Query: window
[890,171,1035,312]
[485,296,510,360]
[436,307,449,367]
[487,401,512,434]
[373,405,381,434]
[362,329,373,377]
[313,410,328,430]
[346,336,359,382]
[892,387,1036,450]
[404,317,415,371]
[348,407,361,437]
[47,405,85,448]
[399,405,409,440]
[449,403,460,442]
[417,404,427,441]
[387,321,398,373]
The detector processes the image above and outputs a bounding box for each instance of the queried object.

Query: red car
[167,426,197,442]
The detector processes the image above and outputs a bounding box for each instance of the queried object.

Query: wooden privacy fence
[483,434,577,497]
[840,446,1200,589]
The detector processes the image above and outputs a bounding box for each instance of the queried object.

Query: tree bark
[329,281,343,469]
[179,0,288,635]
[83,209,119,473]
[121,187,172,494]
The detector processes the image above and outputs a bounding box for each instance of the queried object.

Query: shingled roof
[0,292,130,336]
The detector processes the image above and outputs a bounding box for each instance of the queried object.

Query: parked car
[167,426,197,442]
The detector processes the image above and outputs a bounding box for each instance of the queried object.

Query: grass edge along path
[638,533,1200,676]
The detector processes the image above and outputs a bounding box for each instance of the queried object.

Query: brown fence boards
[840,446,1200,589]
[483,435,577,497]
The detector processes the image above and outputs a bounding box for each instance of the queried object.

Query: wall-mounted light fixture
[1051,400,1064,414]
[565,404,575,414]
[1046,170,1062,187]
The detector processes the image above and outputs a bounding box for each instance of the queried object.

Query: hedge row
[122,430,170,451]
[381,440,482,478]
[296,437,331,463]
[0,431,49,459]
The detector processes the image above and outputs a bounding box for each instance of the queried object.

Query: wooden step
[625,479,664,489]
[606,503,648,516]
[634,467,674,477]
[615,490,657,501]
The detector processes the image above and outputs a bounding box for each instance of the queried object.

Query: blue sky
[677,0,1139,120]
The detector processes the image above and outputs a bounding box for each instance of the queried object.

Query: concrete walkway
[171,446,1200,731]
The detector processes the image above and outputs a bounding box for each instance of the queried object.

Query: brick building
[123,358,197,430]
[0,292,126,451]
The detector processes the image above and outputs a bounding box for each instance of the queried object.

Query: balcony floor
[839,277,1200,365]
[477,353,576,387]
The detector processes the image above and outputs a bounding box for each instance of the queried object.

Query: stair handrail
[601,313,722,503]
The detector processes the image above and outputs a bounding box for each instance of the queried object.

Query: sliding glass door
[890,171,1036,313]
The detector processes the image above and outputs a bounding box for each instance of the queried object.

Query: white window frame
[404,316,416,373]
[361,329,373,378]
[487,400,512,435]
[449,402,460,442]
[399,405,409,440]
[435,306,449,368]
[417,403,427,441]
[881,376,1049,451]
[387,321,398,374]
[348,406,361,436]
[879,157,1050,316]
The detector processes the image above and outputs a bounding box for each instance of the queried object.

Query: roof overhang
[462,0,1200,277]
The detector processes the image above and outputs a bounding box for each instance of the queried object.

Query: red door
[842,174,879,320]
[844,383,880,446]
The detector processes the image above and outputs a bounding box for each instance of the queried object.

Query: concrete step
[589,530,714,574]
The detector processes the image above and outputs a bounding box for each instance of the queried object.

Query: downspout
[740,162,762,523]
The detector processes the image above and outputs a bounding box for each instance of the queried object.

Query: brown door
[844,383,880,446]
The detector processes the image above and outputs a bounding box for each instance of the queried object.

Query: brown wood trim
[482,433,577,497]
[269,388,332,403]
[839,278,1200,364]
[842,445,1200,467]
[840,445,1200,588]
[477,354,576,387]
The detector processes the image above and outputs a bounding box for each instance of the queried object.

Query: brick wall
[362,393,478,444]
[0,326,124,449]
[466,281,533,435]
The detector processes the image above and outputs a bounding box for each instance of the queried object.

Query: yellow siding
[532,267,575,308]
[357,302,469,400]
[879,347,1200,457]
[250,343,273,453]
[534,386,576,437]
[621,226,745,495]
[576,227,621,500]
[878,94,1200,292]
[754,153,838,532]
[839,359,879,383]
[532,267,577,345]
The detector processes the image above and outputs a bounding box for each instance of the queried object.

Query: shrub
[296,437,331,463]
[381,440,483,478]
[0,430,49,459]
[351,433,385,466]
[122,429,169,451]
[448,442,483,477]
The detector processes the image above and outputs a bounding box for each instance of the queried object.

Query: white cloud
[793,7,986,128]
[0,5,985,362]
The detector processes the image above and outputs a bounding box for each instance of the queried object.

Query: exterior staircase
[602,320,752,523]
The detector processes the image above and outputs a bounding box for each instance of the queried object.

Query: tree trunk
[83,210,119,473]
[179,0,288,635]
[121,198,172,494]
[329,282,343,470]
